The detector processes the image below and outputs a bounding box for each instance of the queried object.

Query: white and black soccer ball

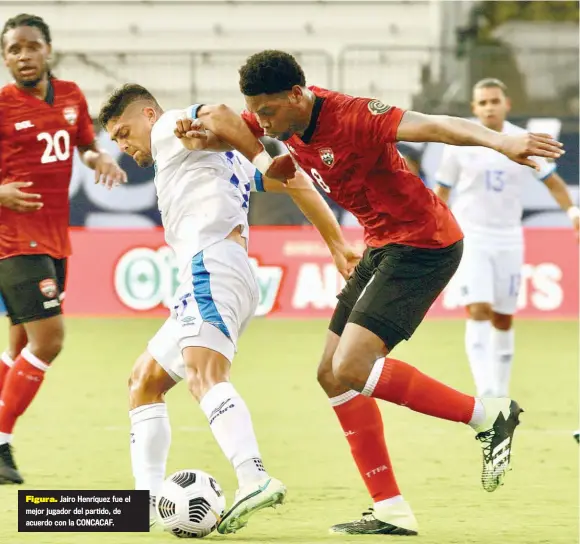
[156,469,226,538]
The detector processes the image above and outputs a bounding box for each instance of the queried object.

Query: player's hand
[0,182,43,212]
[174,118,210,151]
[94,154,127,189]
[264,154,297,184]
[497,133,564,170]
[331,244,362,280]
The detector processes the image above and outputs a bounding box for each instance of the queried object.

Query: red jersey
[242,86,462,249]
[0,79,95,259]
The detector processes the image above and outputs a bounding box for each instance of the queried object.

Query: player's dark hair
[98,84,160,128]
[1,13,52,48]
[473,78,508,96]
[239,50,306,96]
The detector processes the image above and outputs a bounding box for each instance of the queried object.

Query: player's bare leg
[490,312,514,397]
[180,345,285,534]
[333,323,523,494]
[465,303,494,397]
[0,315,64,484]
[318,330,418,535]
[0,324,28,394]
[129,351,176,526]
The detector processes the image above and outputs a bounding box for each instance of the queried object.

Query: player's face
[107,106,157,168]
[245,87,309,141]
[471,87,510,130]
[2,26,51,88]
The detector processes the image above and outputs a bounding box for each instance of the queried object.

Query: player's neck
[16,75,50,101]
[296,89,316,137]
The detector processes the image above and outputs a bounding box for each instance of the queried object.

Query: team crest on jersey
[367,99,391,116]
[63,106,78,125]
[39,279,58,299]
[319,147,334,167]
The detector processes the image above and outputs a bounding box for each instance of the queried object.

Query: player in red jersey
[173,50,564,535]
[0,14,126,484]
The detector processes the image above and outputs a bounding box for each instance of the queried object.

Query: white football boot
[217,476,286,534]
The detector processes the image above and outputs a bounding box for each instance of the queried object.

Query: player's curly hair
[239,50,306,96]
[98,84,160,128]
[1,13,52,47]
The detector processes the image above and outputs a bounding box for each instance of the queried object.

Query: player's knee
[27,326,64,362]
[467,303,493,321]
[129,352,169,407]
[492,313,513,330]
[317,354,335,389]
[331,351,366,392]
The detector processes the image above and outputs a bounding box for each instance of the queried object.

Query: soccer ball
[156,469,226,538]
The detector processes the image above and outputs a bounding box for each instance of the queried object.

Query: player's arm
[543,172,580,236]
[75,89,127,188]
[174,105,296,182]
[253,169,360,279]
[77,141,126,188]
[395,111,564,170]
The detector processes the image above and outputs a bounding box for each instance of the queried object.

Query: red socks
[0,348,48,435]
[365,358,475,424]
[0,352,13,394]
[332,392,400,502]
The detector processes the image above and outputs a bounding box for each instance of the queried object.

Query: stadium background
[0,2,578,544]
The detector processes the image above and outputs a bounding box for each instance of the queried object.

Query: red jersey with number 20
[0,79,95,259]
[242,86,462,249]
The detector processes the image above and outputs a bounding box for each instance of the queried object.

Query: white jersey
[151,107,263,280]
[435,120,556,247]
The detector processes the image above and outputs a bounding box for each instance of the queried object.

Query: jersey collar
[300,95,325,144]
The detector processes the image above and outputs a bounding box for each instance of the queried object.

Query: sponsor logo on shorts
[39,279,58,299]
[43,299,60,310]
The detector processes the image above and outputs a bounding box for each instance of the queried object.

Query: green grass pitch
[0,317,577,543]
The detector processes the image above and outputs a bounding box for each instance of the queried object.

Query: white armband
[567,206,580,221]
[251,149,273,175]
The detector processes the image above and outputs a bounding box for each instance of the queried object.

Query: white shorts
[147,239,258,382]
[454,242,524,315]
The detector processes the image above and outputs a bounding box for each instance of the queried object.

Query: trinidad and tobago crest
[319,147,334,168]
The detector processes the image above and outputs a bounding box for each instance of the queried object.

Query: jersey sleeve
[435,145,461,188]
[344,97,405,148]
[232,151,266,192]
[241,110,265,138]
[533,156,557,182]
[76,89,96,147]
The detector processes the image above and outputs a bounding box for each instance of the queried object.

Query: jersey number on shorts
[37,130,71,164]
[311,168,331,193]
[485,170,505,192]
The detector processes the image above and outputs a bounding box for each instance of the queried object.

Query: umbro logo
[15,120,35,131]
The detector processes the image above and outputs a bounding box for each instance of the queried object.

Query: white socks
[465,320,493,397]
[129,403,171,500]
[465,320,515,398]
[491,328,515,398]
[200,382,267,488]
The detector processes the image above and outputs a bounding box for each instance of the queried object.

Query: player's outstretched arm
[396,111,564,170]
[263,171,361,279]
[433,185,451,204]
[78,142,127,189]
[543,172,580,238]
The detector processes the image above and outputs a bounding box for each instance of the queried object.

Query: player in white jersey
[98,84,360,533]
[434,78,579,399]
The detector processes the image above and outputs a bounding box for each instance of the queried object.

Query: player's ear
[143,106,157,125]
[505,96,512,114]
[289,85,303,105]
